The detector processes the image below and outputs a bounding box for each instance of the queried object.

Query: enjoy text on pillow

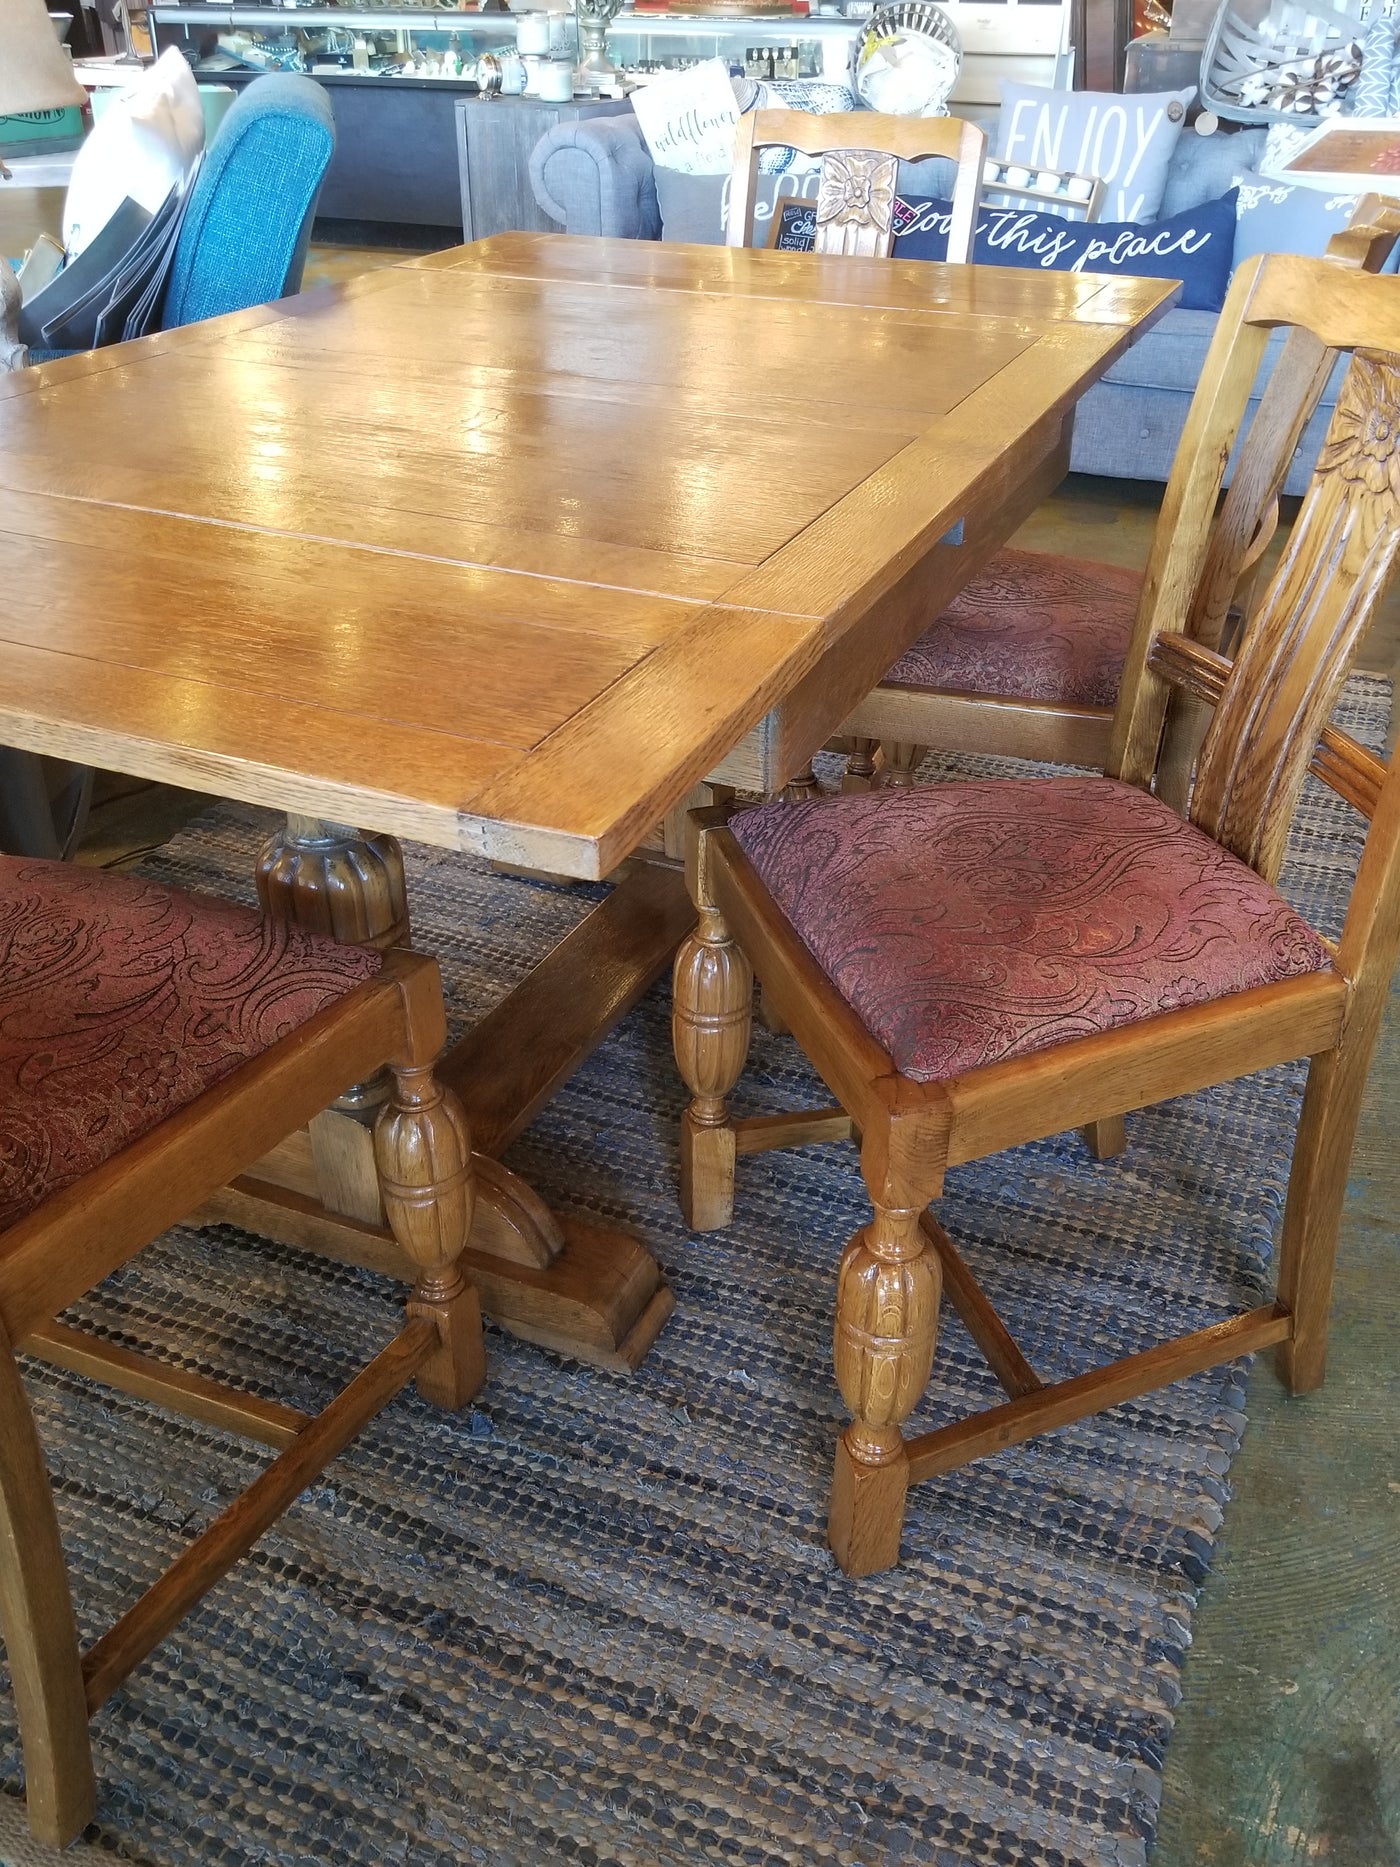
[1002,97,1181,222]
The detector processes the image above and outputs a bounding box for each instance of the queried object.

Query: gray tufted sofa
[529,114,1351,494]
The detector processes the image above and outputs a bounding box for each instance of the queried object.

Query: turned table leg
[781,763,822,803]
[256,818,410,1226]
[874,744,928,789]
[214,817,681,1371]
[258,815,409,1119]
[842,738,882,793]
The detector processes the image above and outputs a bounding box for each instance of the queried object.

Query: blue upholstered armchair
[0,72,336,858]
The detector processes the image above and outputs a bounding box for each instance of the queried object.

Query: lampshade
[0,0,87,117]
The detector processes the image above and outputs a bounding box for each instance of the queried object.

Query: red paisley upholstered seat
[729,777,1331,1083]
[0,856,380,1230]
[0,857,485,1849]
[881,548,1142,709]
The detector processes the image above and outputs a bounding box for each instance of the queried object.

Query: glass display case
[147,5,519,85]
[143,0,1071,228]
[147,0,1068,101]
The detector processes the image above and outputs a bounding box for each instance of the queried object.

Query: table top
[0,234,1176,877]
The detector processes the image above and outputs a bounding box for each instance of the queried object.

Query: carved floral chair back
[726,109,986,259]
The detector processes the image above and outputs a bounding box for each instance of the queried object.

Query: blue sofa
[529,114,1347,495]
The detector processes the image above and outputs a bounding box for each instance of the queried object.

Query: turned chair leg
[1082,1114,1127,1160]
[0,1321,96,1847]
[874,743,929,788]
[374,1063,485,1410]
[781,763,822,803]
[829,1198,942,1577]
[842,738,881,793]
[1275,1047,1367,1396]
[673,901,753,1232]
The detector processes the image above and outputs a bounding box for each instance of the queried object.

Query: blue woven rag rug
[0,673,1389,1867]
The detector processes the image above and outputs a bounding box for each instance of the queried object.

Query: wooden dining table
[0,233,1177,1369]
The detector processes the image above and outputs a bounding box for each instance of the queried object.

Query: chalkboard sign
[770,200,817,252]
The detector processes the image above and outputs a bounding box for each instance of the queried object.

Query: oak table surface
[0,236,1177,1369]
[0,234,1177,881]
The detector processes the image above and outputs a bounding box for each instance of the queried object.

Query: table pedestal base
[199,1174,675,1372]
[213,847,693,1371]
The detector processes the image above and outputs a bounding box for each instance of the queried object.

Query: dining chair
[671,251,1400,1577]
[0,856,482,1845]
[835,195,1400,791]
[726,109,986,260]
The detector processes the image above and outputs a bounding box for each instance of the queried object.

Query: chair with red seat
[835,196,1400,789]
[671,251,1400,1577]
[0,855,482,1846]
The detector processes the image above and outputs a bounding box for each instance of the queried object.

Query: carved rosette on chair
[725,108,985,261]
[815,151,898,254]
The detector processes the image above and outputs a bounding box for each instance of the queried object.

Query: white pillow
[63,49,204,258]
[631,59,740,177]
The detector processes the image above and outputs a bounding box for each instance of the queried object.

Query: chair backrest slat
[726,110,985,260]
[1148,633,1387,820]
[1189,347,1400,879]
[1184,198,1400,659]
[1108,251,1400,1018]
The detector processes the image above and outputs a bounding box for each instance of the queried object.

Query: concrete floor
[0,218,1396,1863]
[1023,479,1400,1867]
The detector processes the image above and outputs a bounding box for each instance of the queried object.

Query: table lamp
[0,0,87,176]
[1,0,84,363]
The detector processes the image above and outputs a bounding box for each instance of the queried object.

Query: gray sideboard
[455,92,632,240]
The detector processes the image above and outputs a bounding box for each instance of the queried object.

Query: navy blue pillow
[892,188,1238,312]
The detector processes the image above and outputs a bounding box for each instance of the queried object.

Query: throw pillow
[996,81,1194,222]
[1159,123,1266,218]
[631,58,742,175]
[891,189,1238,311]
[1355,14,1396,117]
[654,164,821,246]
[736,78,856,174]
[1231,169,1361,266]
[62,47,203,258]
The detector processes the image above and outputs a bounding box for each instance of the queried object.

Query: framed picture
[1269,118,1400,192]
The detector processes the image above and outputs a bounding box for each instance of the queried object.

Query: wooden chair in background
[726,109,986,261]
[836,196,1400,790]
[672,252,1400,1577]
[0,857,482,1845]
[726,108,987,812]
